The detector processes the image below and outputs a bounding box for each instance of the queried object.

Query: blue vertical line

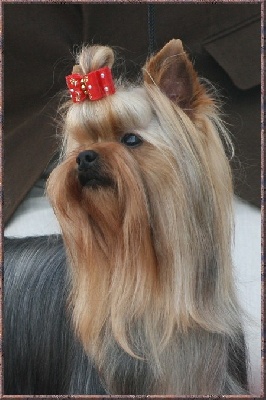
[148,4,156,57]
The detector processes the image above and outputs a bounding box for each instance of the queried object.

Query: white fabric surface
[232,198,261,395]
[4,185,261,395]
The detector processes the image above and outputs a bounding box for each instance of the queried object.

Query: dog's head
[47,39,236,359]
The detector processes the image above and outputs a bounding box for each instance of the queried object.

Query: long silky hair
[47,39,248,394]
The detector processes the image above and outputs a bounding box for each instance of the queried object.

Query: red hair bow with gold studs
[66,66,116,103]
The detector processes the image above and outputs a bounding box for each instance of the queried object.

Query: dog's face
[59,86,154,192]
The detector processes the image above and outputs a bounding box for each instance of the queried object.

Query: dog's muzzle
[76,150,112,188]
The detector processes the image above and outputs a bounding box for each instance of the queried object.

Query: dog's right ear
[143,39,212,118]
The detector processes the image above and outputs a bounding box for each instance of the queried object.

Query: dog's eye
[121,133,142,148]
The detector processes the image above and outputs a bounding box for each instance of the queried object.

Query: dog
[4,39,248,395]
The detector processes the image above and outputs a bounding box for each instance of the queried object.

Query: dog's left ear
[143,39,212,118]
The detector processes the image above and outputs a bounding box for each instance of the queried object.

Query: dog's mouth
[77,170,113,188]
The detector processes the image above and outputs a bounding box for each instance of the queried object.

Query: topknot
[76,45,115,74]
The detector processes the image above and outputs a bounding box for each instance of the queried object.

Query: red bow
[66,66,116,103]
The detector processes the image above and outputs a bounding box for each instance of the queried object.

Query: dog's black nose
[76,150,98,171]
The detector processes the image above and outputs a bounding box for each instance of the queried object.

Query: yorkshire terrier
[4,39,248,395]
